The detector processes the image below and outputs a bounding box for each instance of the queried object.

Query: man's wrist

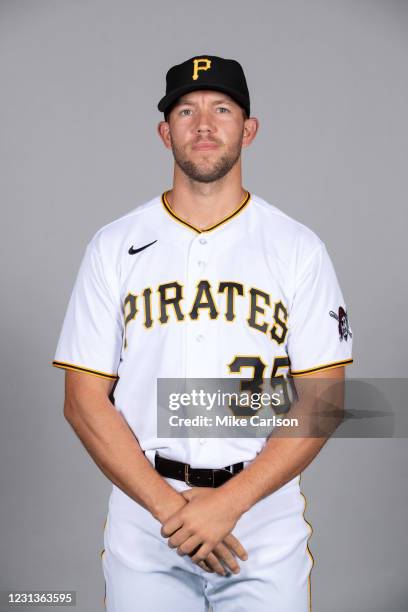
[151,490,187,524]
[219,472,262,516]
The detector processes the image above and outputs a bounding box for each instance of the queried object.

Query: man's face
[164,90,247,183]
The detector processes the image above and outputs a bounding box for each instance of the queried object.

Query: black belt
[148,451,245,488]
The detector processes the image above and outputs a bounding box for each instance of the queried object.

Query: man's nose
[195,109,215,133]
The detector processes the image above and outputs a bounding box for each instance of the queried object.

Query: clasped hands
[160,486,248,576]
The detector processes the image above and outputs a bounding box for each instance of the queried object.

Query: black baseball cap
[157,55,250,118]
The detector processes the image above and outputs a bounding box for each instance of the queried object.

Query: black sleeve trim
[290,358,353,377]
[52,360,118,380]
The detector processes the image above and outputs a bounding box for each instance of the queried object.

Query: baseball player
[52,55,353,611]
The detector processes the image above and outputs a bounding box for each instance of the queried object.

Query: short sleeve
[52,237,123,380]
[287,243,353,376]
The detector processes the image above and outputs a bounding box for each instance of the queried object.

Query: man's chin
[174,151,240,183]
[177,162,224,183]
[185,171,221,184]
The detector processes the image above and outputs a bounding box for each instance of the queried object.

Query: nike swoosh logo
[128,240,157,255]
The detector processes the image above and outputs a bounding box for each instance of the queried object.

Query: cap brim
[157,83,249,116]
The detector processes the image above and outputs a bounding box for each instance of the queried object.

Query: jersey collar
[161,190,251,234]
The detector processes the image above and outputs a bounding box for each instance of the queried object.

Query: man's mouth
[192,141,219,151]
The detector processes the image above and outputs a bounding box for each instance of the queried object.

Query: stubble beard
[170,133,244,184]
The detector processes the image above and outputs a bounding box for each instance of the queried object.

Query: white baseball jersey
[53,191,353,611]
[52,189,353,483]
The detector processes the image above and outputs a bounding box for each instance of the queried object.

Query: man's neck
[165,170,247,231]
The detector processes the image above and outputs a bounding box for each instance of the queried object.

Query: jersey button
[198,260,206,269]
[196,334,205,342]
[199,237,207,245]
[199,438,206,445]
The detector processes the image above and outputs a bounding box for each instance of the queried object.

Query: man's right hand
[158,491,248,576]
[196,533,248,576]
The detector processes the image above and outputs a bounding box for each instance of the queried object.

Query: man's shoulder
[87,194,162,253]
[250,193,325,254]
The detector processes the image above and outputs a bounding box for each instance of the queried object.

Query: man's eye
[180,109,193,116]
[216,107,230,113]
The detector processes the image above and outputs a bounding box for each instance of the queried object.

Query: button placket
[195,234,208,345]
[187,234,215,455]
[197,234,208,273]
[198,235,207,270]
[184,234,211,379]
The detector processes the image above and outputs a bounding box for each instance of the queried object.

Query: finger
[168,528,191,549]
[199,551,226,576]
[161,515,184,538]
[189,542,203,557]
[223,533,249,561]
[190,543,213,565]
[197,559,214,573]
[176,535,202,557]
[213,542,240,574]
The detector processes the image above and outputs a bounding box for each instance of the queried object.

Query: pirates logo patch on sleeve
[329,306,352,341]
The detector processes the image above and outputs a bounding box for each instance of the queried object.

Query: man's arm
[161,366,346,562]
[63,369,248,575]
[63,369,185,523]
[220,365,345,511]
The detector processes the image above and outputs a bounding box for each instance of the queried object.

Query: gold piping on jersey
[52,360,118,380]
[299,472,315,612]
[161,190,251,234]
[290,358,353,377]
[101,514,108,610]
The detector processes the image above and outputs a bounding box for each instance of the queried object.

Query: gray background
[1,0,407,610]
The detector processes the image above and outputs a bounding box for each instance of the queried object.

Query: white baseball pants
[102,455,313,612]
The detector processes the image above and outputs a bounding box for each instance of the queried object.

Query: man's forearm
[219,377,344,515]
[219,434,328,515]
[64,391,185,523]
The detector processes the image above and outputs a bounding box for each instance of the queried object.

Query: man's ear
[157,120,172,150]
[242,117,259,148]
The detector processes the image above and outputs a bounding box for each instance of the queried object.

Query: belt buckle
[184,463,192,486]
